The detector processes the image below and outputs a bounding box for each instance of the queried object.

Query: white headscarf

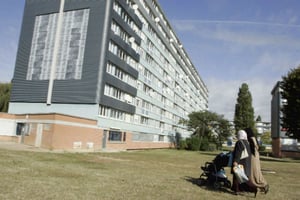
[237,130,247,140]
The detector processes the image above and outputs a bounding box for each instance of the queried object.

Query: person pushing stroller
[231,130,257,196]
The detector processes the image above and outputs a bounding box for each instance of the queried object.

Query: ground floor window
[16,123,30,136]
[108,130,122,141]
[159,135,164,142]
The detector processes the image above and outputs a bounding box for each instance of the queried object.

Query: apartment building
[271,81,299,157]
[7,0,208,150]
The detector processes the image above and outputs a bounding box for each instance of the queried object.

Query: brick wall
[0,113,175,151]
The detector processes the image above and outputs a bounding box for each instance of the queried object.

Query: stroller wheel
[224,180,231,188]
[213,182,221,190]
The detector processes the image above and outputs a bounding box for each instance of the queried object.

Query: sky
[1,1,300,122]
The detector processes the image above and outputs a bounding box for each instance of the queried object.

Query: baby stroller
[198,151,232,189]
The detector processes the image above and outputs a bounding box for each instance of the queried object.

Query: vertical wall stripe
[46,0,65,105]
[96,0,112,103]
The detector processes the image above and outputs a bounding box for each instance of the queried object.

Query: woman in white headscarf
[231,130,257,196]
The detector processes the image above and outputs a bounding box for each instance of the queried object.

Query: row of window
[99,105,178,131]
[104,84,134,104]
[135,98,173,120]
[108,41,138,70]
[106,129,166,142]
[113,1,140,37]
[111,20,138,52]
[99,105,132,122]
[106,62,137,88]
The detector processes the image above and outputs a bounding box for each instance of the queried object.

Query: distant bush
[199,137,209,151]
[177,140,187,150]
[207,143,217,151]
[186,136,200,151]
[259,145,266,152]
[178,136,218,151]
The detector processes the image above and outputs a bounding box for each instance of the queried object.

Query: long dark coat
[232,139,252,177]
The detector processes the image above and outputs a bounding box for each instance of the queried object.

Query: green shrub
[186,136,200,151]
[199,137,209,151]
[207,143,217,151]
[200,137,216,151]
[178,140,187,150]
[259,145,266,152]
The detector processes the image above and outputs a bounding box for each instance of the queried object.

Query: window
[141,116,149,125]
[16,123,28,136]
[108,130,122,141]
[159,135,164,142]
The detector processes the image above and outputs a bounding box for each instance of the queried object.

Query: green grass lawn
[0,148,299,200]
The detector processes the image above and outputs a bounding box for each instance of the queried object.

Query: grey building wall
[11,0,141,116]
[11,0,108,104]
[271,81,281,138]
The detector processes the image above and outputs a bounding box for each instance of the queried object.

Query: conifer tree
[234,83,255,132]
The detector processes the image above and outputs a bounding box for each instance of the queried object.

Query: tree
[234,83,255,132]
[0,83,11,112]
[260,131,271,145]
[256,115,262,122]
[186,110,231,150]
[280,66,300,140]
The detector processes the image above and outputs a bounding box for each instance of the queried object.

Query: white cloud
[206,78,238,120]
[173,20,300,48]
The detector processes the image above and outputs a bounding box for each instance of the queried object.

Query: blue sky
[1,1,300,122]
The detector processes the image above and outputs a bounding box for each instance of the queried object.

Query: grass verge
[0,148,299,200]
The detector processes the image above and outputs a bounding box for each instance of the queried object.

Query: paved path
[0,141,119,153]
[0,141,51,152]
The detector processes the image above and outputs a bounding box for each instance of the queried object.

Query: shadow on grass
[184,176,258,198]
[183,176,234,195]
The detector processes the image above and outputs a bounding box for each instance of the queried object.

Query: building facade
[271,81,299,157]
[8,0,208,150]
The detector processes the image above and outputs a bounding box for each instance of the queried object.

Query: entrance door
[35,124,43,147]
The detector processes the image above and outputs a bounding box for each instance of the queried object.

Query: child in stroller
[198,151,232,189]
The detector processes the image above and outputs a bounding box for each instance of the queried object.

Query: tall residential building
[8,0,208,150]
[271,81,285,139]
[271,81,299,157]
